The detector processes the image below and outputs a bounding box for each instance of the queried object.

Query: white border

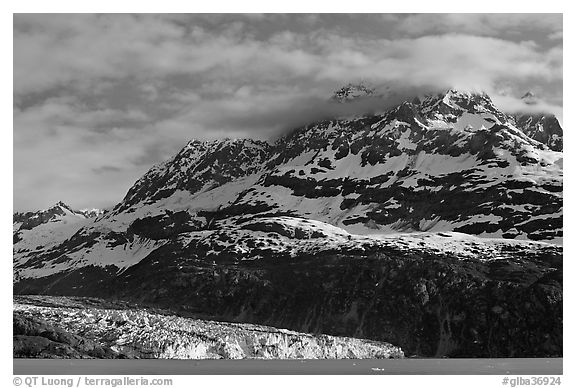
[4,3,572,387]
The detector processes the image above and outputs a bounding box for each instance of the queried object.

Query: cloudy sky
[13,13,563,211]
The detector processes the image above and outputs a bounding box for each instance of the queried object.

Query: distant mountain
[14,201,81,230]
[13,88,563,358]
[13,202,102,247]
[331,82,376,103]
[520,91,538,105]
[510,91,562,152]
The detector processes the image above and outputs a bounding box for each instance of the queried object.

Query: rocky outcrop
[14,296,404,360]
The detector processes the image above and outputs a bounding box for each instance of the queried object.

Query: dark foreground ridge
[15,230,562,358]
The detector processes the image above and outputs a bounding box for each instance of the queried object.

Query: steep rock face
[15,296,404,359]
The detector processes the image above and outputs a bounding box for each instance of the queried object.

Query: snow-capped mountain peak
[416,89,503,120]
[13,201,103,247]
[521,91,538,105]
[331,82,376,103]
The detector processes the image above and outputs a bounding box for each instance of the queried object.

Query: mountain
[13,89,563,358]
[331,82,376,103]
[14,201,82,229]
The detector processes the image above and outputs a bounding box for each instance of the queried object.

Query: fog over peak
[13,14,562,211]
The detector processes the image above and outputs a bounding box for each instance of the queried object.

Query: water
[14,358,562,375]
